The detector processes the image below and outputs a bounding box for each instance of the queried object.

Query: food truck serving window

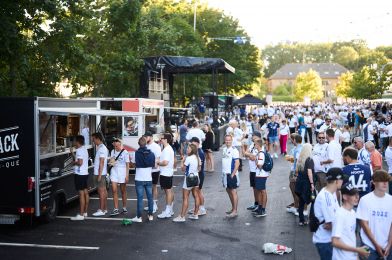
[40,114,55,154]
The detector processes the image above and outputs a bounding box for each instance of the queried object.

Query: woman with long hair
[294,143,315,226]
[202,124,215,172]
[240,122,249,160]
[173,143,201,222]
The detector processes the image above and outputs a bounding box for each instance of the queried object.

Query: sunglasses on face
[318,137,325,139]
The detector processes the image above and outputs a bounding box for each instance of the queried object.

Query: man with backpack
[312,168,344,260]
[131,137,156,223]
[244,131,262,211]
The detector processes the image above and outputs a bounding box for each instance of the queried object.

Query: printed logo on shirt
[372,210,388,218]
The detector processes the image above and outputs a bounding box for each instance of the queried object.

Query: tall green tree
[335,72,353,98]
[294,69,323,101]
[349,64,392,99]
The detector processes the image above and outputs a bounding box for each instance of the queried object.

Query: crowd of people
[68,101,392,260]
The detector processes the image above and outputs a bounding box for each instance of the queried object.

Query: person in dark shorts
[222,135,240,218]
[244,131,262,211]
[188,137,207,216]
[157,133,175,219]
[70,135,90,221]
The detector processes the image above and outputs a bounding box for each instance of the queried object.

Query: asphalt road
[0,146,319,260]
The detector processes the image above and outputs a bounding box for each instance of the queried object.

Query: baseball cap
[143,131,153,137]
[326,167,344,181]
[252,131,262,138]
[341,183,359,196]
[190,137,200,143]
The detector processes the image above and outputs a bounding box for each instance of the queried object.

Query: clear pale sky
[203,0,392,48]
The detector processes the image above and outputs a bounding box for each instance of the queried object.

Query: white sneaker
[131,216,142,223]
[148,215,153,221]
[92,209,106,217]
[274,153,278,159]
[199,208,207,216]
[189,214,199,220]
[286,207,298,214]
[83,213,88,217]
[173,216,186,222]
[188,209,196,215]
[144,205,158,214]
[157,211,171,219]
[70,214,84,221]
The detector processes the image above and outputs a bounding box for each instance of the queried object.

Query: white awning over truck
[39,107,148,117]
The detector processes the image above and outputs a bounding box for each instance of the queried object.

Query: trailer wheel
[41,196,59,223]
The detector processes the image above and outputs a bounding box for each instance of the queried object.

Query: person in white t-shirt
[279,119,290,155]
[331,183,370,260]
[354,137,372,169]
[385,138,392,195]
[222,134,240,218]
[173,143,201,223]
[70,135,90,221]
[244,132,262,211]
[313,131,329,192]
[313,168,344,260]
[253,139,269,217]
[92,133,108,217]
[357,170,392,260]
[108,138,130,216]
[186,120,206,149]
[157,133,175,219]
[145,131,162,213]
[363,118,375,142]
[320,129,343,171]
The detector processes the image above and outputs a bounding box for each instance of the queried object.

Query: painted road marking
[0,242,99,250]
[57,216,124,221]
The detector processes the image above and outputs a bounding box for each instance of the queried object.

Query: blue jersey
[267,122,280,137]
[342,163,372,197]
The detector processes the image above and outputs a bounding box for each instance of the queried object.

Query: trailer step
[0,214,20,225]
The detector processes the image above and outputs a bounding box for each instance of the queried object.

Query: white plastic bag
[262,243,293,255]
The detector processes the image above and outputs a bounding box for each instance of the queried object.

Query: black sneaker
[121,208,128,214]
[254,209,264,218]
[247,204,258,211]
[251,206,260,213]
[261,209,267,217]
[110,209,120,216]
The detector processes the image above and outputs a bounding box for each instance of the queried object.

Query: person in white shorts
[173,143,201,222]
[331,183,370,260]
[108,138,129,216]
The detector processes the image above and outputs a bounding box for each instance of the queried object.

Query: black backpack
[261,151,273,172]
[309,201,325,232]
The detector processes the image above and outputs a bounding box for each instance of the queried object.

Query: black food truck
[0,97,145,224]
